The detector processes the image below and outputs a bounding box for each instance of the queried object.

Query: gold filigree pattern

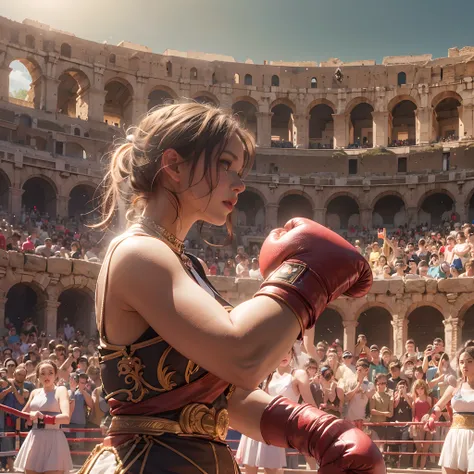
[179,403,229,441]
[184,360,200,384]
[156,345,177,392]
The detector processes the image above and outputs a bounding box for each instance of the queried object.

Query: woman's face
[279,351,292,368]
[178,134,246,227]
[382,352,391,364]
[415,371,424,380]
[459,352,474,378]
[38,363,56,388]
[327,353,337,364]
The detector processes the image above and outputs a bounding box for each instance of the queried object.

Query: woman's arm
[336,387,344,413]
[21,389,37,413]
[55,386,71,425]
[293,369,315,405]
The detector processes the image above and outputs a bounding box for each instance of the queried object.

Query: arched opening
[397,72,407,86]
[419,192,454,226]
[25,35,35,49]
[190,67,198,80]
[372,195,406,228]
[232,101,257,138]
[468,193,474,224]
[463,305,474,343]
[66,142,87,159]
[5,284,46,331]
[0,172,11,213]
[271,75,279,87]
[234,190,265,228]
[390,100,417,146]
[148,89,174,111]
[104,79,133,127]
[74,127,81,136]
[309,104,334,149]
[8,59,41,108]
[194,95,218,106]
[357,307,393,350]
[278,194,312,227]
[408,306,444,349]
[271,104,293,146]
[234,73,240,84]
[57,69,90,119]
[314,309,344,346]
[35,136,47,151]
[212,73,217,85]
[326,196,360,230]
[166,61,172,77]
[109,53,116,64]
[244,74,253,86]
[57,289,95,334]
[22,177,57,217]
[434,97,461,141]
[60,43,72,58]
[68,184,98,221]
[310,77,317,88]
[349,102,373,148]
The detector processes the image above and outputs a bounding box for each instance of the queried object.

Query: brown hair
[35,360,58,379]
[95,102,255,234]
[411,379,429,398]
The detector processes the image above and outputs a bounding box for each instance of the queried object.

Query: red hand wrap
[260,396,385,474]
[43,415,56,425]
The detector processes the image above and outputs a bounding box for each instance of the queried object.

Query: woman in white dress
[236,349,314,474]
[425,343,474,474]
[14,360,72,474]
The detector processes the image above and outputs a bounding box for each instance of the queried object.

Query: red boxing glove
[261,396,385,474]
[425,407,440,433]
[255,218,372,331]
[42,415,56,425]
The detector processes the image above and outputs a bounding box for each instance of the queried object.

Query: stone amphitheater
[2,15,474,355]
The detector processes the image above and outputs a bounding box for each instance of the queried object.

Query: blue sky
[6,0,474,92]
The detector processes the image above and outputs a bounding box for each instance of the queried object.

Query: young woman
[411,379,432,470]
[77,103,379,474]
[319,367,344,417]
[236,350,314,474]
[425,343,474,473]
[14,360,72,474]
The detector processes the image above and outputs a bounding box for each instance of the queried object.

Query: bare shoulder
[293,368,309,381]
[55,386,68,396]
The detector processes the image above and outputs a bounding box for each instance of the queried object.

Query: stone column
[343,319,358,354]
[41,76,60,113]
[292,114,309,149]
[415,107,433,145]
[57,195,69,218]
[312,208,326,225]
[360,208,373,229]
[443,317,462,360]
[332,114,348,148]
[0,296,7,326]
[459,104,474,139]
[43,300,60,337]
[9,187,24,217]
[265,203,278,229]
[391,315,408,357]
[406,206,418,227]
[81,88,107,123]
[0,66,12,101]
[256,112,272,147]
[372,111,390,147]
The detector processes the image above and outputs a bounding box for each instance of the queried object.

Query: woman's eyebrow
[222,150,239,161]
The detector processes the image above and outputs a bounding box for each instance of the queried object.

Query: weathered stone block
[370,280,389,294]
[33,273,50,290]
[209,276,236,292]
[24,254,47,272]
[405,279,426,293]
[438,278,474,293]
[8,251,24,269]
[47,258,72,275]
[388,279,404,294]
[425,279,438,294]
[72,260,101,279]
[0,249,8,268]
[236,278,260,294]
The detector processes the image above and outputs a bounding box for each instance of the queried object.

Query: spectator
[411,379,432,470]
[320,367,344,417]
[248,258,262,279]
[400,339,417,364]
[235,257,250,278]
[390,380,413,468]
[21,235,35,253]
[369,373,393,455]
[387,362,406,391]
[34,237,53,257]
[368,345,387,382]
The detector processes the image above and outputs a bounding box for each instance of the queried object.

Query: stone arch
[104,78,134,127]
[147,85,177,110]
[308,101,335,148]
[460,303,474,343]
[22,175,58,216]
[232,99,257,138]
[349,101,374,147]
[25,35,35,49]
[397,72,407,86]
[314,308,344,346]
[270,98,296,113]
[234,189,266,228]
[389,98,417,145]
[431,91,463,109]
[277,192,313,226]
[192,92,219,107]
[356,305,393,350]
[325,193,360,230]
[432,92,462,141]
[60,42,72,58]
[271,101,295,144]
[66,142,87,160]
[5,282,47,331]
[8,58,43,109]
[244,74,252,86]
[372,192,407,228]
[190,67,198,80]
[388,95,419,112]
[345,97,375,115]
[57,68,91,119]
[57,288,95,334]
[407,305,445,349]
[0,170,11,213]
[418,189,456,226]
[68,183,99,220]
[271,75,279,87]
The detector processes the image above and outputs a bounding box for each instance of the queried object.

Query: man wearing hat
[342,350,357,375]
[369,345,388,383]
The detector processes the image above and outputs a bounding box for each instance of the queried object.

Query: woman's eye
[220,160,232,171]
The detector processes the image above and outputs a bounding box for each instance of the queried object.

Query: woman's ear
[161,149,183,183]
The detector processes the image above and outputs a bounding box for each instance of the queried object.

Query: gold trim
[138,439,153,474]
[109,416,183,437]
[226,384,236,401]
[156,345,177,391]
[122,437,151,473]
[185,360,200,384]
[100,336,164,362]
[77,444,124,474]
[210,441,219,474]
[451,413,474,429]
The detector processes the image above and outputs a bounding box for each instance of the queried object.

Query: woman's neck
[277,366,291,376]
[43,385,55,392]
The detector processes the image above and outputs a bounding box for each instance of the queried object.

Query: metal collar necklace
[137,216,185,255]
